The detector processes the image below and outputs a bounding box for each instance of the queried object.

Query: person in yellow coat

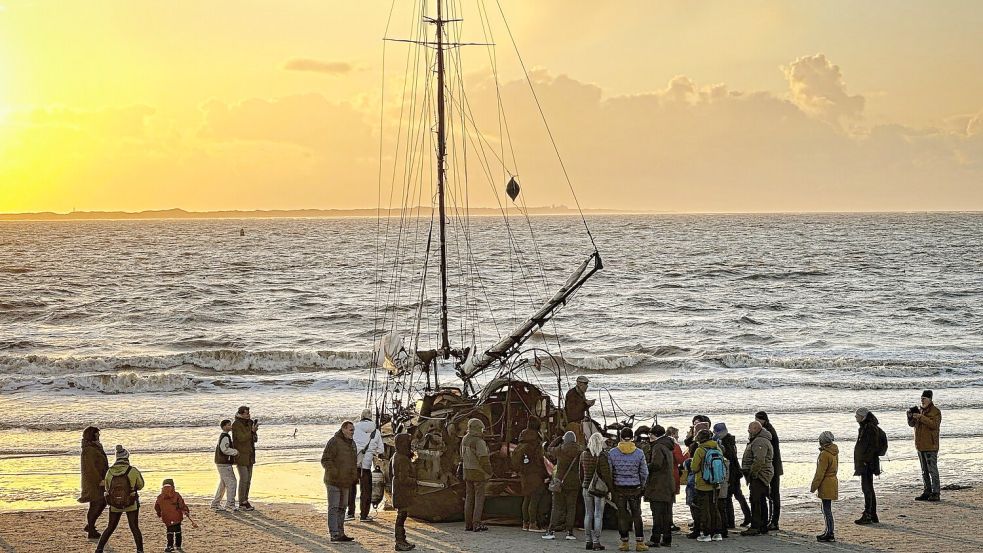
[810,431,839,543]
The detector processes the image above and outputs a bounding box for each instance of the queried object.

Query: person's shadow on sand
[223,511,365,553]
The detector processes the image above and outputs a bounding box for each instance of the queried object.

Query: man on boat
[565,376,596,445]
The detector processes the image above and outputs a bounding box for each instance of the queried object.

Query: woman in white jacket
[348,409,384,521]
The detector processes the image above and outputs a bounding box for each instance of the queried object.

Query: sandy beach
[2,485,977,552]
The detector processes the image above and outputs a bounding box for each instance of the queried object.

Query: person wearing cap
[908,390,943,501]
[739,421,773,537]
[349,408,384,521]
[543,430,583,541]
[754,411,782,530]
[565,376,596,445]
[462,418,493,532]
[154,478,191,552]
[608,426,649,551]
[95,445,146,553]
[810,431,839,543]
[232,405,259,511]
[714,422,751,530]
[853,407,882,525]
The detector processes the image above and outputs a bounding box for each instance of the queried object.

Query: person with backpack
[754,411,783,531]
[511,417,548,532]
[231,405,259,511]
[581,432,613,551]
[810,431,839,543]
[740,421,774,537]
[690,429,726,542]
[391,432,417,551]
[714,422,751,530]
[644,425,675,548]
[908,389,943,502]
[462,418,492,532]
[95,445,146,553]
[210,419,239,511]
[154,478,191,553]
[608,426,649,551]
[543,430,582,541]
[853,407,884,525]
[349,408,384,521]
[322,420,358,543]
[80,426,110,540]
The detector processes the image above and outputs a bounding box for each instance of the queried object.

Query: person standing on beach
[581,432,613,550]
[154,478,191,553]
[565,376,596,445]
[690,429,724,543]
[810,431,839,543]
[462,418,492,532]
[210,419,239,511]
[755,411,783,530]
[512,416,548,532]
[714,422,751,529]
[740,421,773,537]
[231,405,258,511]
[909,390,943,502]
[392,432,417,551]
[95,445,146,553]
[644,425,675,548]
[666,427,686,532]
[80,426,110,540]
[543,431,582,541]
[350,408,384,521]
[608,426,649,551]
[853,407,883,525]
[322,420,357,542]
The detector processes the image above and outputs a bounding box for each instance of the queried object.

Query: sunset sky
[1,0,982,213]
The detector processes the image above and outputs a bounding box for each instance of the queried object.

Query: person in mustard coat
[810,431,839,543]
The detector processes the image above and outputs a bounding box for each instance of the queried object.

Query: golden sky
[1,0,982,213]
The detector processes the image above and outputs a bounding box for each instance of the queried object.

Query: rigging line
[493,0,598,252]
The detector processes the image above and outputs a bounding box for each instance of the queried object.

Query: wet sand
[1,485,977,552]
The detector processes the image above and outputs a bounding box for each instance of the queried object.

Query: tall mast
[435,0,450,357]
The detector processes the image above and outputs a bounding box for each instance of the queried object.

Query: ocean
[1,213,981,511]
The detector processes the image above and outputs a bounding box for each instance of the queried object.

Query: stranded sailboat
[366,1,607,521]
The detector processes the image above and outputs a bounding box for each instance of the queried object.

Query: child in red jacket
[154,478,191,552]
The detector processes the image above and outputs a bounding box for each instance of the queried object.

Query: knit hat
[754,411,769,423]
[819,431,834,445]
[114,445,129,461]
[713,422,727,434]
[696,429,713,443]
[576,375,590,384]
[652,425,666,437]
[162,478,175,487]
[922,390,933,400]
[467,418,485,433]
[563,431,576,444]
[620,427,634,441]
[855,407,870,419]
[360,408,372,421]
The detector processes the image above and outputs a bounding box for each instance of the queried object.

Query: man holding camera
[908,390,942,502]
[232,405,259,511]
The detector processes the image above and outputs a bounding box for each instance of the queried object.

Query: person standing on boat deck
[644,425,675,548]
[908,389,943,502]
[755,411,783,530]
[853,407,883,525]
[80,426,110,540]
[580,432,613,551]
[322,420,357,542]
[565,376,596,445]
[95,445,146,553]
[231,405,258,511]
[392,432,418,551]
[462,418,492,532]
[543,430,583,541]
[349,408,384,521]
[609,426,649,551]
[740,421,774,537]
[210,419,239,511]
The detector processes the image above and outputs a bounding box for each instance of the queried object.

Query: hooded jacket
[854,413,882,476]
[608,441,648,488]
[741,428,774,486]
[691,439,722,492]
[644,435,676,503]
[79,428,109,503]
[103,460,145,513]
[353,418,385,470]
[761,421,783,476]
[391,433,417,510]
[154,484,189,526]
[511,428,548,495]
[461,420,492,482]
[909,403,942,452]
[718,432,743,486]
[231,415,257,466]
[810,443,839,501]
[549,437,583,491]
[321,428,358,487]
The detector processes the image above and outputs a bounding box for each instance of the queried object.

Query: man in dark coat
[231,405,259,511]
[644,425,676,547]
[322,421,357,542]
[853,408,882,525]
[715,422,751,529]
[755,411,783,530]
[511,420,548,531]
[565,376,596,445]
[392,433,417,551]
[80,426,110,539]
[543,431,583,540]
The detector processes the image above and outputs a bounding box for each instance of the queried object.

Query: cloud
[283,58,353,75]
[783,53,865,123]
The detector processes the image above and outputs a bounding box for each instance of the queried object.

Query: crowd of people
[76,388,944,552]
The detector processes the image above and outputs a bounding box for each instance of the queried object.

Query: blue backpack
[700,447,728,485]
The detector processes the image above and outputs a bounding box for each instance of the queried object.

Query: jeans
[95,508,143,553]
[522,486,546,526]
[860,465,877,517]
[821,499,834,536]
[166,523,182,549]
[728,480,751,526]
[583,492,605,543]
[614,487,644,540]
[213,464,238,507]
[649,501,672,545]
[749,479,769,531]
[347,468,373,518]
[326,484,349,538]
[85,496,107,533]
[236,464,253,504]
[696,489,721,535]
[918,451,940,494]
[767,473,781,526]
[549,486,579,534]
[464,480,487,529]
[395,508,409,543]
